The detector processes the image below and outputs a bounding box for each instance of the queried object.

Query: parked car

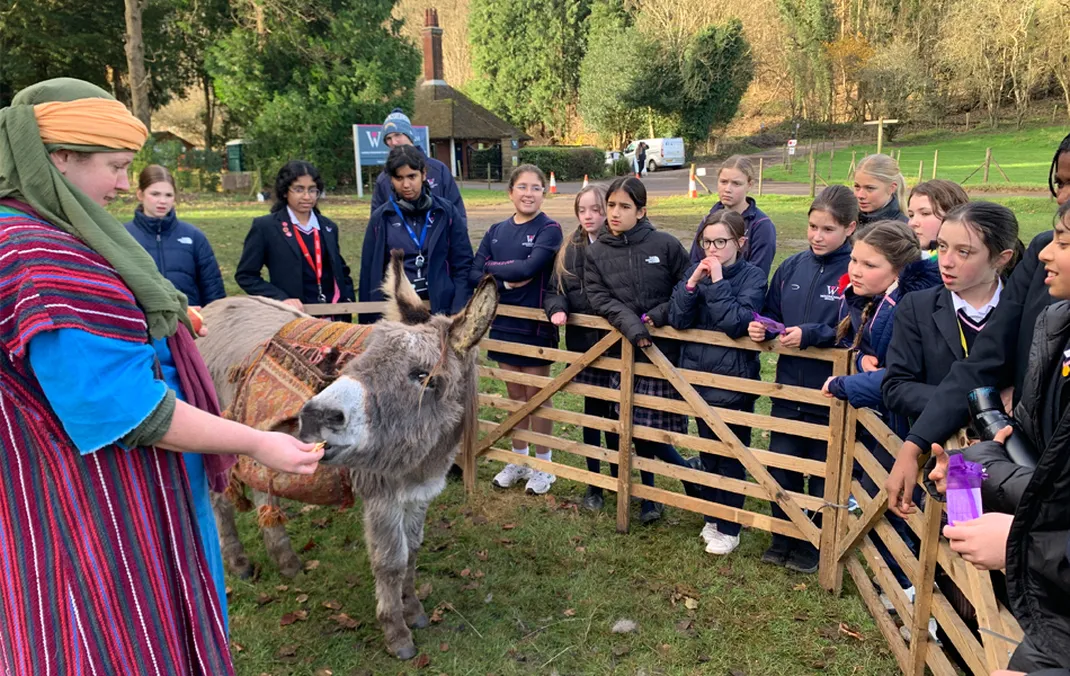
[623,137,685,173]
[604,150,621,166]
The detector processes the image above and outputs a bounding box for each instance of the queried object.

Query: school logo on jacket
[522,234,536,248]
[821,284,840,302]
[428,177,438,190]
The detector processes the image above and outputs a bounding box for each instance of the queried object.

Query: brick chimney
[422,9,445,85]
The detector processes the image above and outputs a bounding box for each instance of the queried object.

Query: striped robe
[0,207,233,675]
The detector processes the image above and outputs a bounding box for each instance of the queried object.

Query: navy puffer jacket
[125,208,226,307]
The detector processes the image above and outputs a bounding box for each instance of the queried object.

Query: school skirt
[610,372,688,435]
[487,327,556,368]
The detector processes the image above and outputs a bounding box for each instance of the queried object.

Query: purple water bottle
[946,454,986,526]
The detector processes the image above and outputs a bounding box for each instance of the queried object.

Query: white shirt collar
[951,278,1002,323]
[287,207,320,233]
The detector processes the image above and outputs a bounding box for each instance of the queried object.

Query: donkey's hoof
[408,613,429,630]
[392,643,418,660]
[278,558,303,579]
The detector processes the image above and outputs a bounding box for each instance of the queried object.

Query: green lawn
[761,123,1068,189]
[106,191,1063,674]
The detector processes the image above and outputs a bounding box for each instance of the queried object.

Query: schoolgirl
[747,185,856,572]
[471,165,563,495]
[883,202,1021,422]
[906,179,969,257]
[544,185,621,511]
[853,153,908,225]
[585,176,698,524]
[669,210,766,554]
[687,155,777,277]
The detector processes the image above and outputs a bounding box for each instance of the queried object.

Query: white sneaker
[700,522,719,544]
[525,470,556,495]
[492,463,531,488]
[704,531,740,555]
[847,494,860,513]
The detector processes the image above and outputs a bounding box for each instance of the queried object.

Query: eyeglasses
[289,186,320,197]
[513,184,545,194]
[701,237,735,250]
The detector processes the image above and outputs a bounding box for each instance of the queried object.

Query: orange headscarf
[33,98,148,151]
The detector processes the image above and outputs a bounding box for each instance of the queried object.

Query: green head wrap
[0,77,189,339]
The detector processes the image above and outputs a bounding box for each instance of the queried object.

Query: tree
[1038,0,1070,122]
[207,0,420,185]
[675,21,754,145]
[467,0,591,140]
[775,0,836,121]
[125,0,152,131]
[577,0,645,147]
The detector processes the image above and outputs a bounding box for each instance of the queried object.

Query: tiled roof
[413,83,531,141]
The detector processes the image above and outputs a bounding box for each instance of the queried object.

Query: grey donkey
[197,252,498,660]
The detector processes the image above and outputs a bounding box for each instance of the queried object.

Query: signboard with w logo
[351,123,431,198]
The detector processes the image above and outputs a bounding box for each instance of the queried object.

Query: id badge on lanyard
[295,227,327,302]
[390,198,431,278]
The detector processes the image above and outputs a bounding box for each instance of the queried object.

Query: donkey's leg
[363,496,415,660]
[210,491,255,579]
[251,490,303,579]
[401,500,430,629]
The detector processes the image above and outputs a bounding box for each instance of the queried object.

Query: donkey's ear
[382,249,432,325]
[449,274,499,354]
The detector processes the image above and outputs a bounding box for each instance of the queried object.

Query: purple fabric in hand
[752,311,786,336]
[946,453,986,526]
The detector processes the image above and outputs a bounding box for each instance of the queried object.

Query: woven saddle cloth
[225,317,373,507]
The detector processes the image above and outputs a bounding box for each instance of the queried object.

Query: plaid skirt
[572,365,616,389]
[610,372,688,434]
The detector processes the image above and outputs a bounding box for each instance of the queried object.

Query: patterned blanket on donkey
[225,317,372,514]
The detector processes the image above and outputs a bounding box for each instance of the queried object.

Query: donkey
[198,252,498,660]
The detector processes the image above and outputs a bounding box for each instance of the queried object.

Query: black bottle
[967,387,1038,470]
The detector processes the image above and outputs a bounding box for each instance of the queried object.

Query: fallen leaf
[417,583,433,600]
[476,549,488,561]
[794,583,807,591]
[304,560,321,571]
[276,644,298,658]
[296,594,309,604]
[225,586,232,596]
[329,613,361,630]
[275,585,290,592]
[429,604,448,623]
[429,541,450,552]
[484,593,494,604]
[474,570,485,578]
[322,599,343,610]
[497,538,515,546]
[294,610,309,621]
[683,597,699,610]
[313,670,333,676]
[658,643,671,654]
[300,504,318,514]
[575,546,586,553]
[345,575,359,588]
[471,515,488,525]
[439,642,449,652]
[461,582,480,591]
[545,495,558,509]
[501,523,516,530]
[563,608,576,617]
[311,517,330,528]
[280,612,299,626]
[459,568,471,578]
[301,538,317,553]
[231,642,244,653]
[838,622,864,641]
[611,619,637,634]
[255,593,274,607]
[675,619,694,634]
[793,614,809,622]
[612,644,631,657]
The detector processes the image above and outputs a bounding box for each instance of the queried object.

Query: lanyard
[389,197,432,266]
[957,318,969,358]
[294,227,326,302]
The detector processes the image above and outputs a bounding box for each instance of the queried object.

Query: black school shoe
[639,501,664,524]
[761,538,793,566]
[785,544,820,574]
[582,486,605,512]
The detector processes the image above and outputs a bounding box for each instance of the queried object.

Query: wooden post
[918,159,924,182]
[895,149,901,164]
[462,375,479,495]
[983,147,992,184]
[1054,104,1059,123]
[906,492,944,675]
[615,340,635,533]
[932,149,939,179]
[808,151,817,198]
[847,150,857,179]
[487,163,492,188]
[965,111,970,132]
[783,145,788,168]
[757,157,764,196]
[828,149,834,180]
[818,351,851,594]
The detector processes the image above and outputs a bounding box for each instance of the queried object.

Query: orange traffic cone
[549,171,558,194]
[688,170,698,199]
[582,174,589,188]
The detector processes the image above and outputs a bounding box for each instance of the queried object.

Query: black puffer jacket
[962,301,1070,669]
[584,218,689,361]
[544,227,610,354]
[668,258,766,407]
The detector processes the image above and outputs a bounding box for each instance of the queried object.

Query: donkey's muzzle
[299,401,348,437]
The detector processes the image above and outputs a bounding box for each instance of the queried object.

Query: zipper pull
[156,234,161,242]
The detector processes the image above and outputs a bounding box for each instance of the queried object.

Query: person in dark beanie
[371,108,466,228]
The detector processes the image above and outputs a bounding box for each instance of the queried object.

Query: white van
[624,137,685,172]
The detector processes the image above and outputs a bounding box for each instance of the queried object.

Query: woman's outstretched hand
[250,432,324,474]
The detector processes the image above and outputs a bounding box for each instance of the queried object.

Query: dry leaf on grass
[322,599,342,610]
[413,653,431,669]
[838,622,864,641]
[295,594,309,604]
[501,523,516,530]
[683,597,699,610]
[276,644,298,658]
[439,642,450,652]
[417,583,433,600]
[793,583,807,591]
[328,613,361,630]
[255,593,274,607]
[304,560,320,571]
[476,549,488,561]
[563,608,576,617]
[459,568,471,578]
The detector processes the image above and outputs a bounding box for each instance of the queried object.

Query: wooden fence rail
[303,301,1023,675]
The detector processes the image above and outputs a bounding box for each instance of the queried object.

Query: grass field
[761,123,1068,189]
[104,190,1062,674]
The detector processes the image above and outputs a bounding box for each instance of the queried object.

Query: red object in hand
[187,307,204,335]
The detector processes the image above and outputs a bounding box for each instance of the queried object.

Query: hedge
[517,146,605,182]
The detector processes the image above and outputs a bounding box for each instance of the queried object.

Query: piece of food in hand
[187,306,204,334]
[751,311,786,336]
[311,441,326,453]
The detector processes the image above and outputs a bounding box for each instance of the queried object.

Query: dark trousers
[696,416,751,537]
[768,413,828,555]
[633,439,698,509]
[862,430,919,589]
[1008,635,1065,672]
[584,397,620,490]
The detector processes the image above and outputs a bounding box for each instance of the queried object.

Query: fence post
[819,350,852,594]
[783,145,788,170]
[461,375,479,495]
[808,151,817,198]
[615,340,636,534]
[487,163,492,188]
[906,488,944,675]
[965,111,970,131]
[757,157,764,196]
[932,149,939,179]
[847,150,857,180]
[828,149,834,181]
[918,160,924,183]
[895,149,901,165]
[983,147,992,184]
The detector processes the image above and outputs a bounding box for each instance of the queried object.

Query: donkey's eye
[410,369,432,385]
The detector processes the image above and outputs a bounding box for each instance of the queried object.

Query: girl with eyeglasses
[235,160,355,313]
[472,164,564,496]
[669,210,766,555]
